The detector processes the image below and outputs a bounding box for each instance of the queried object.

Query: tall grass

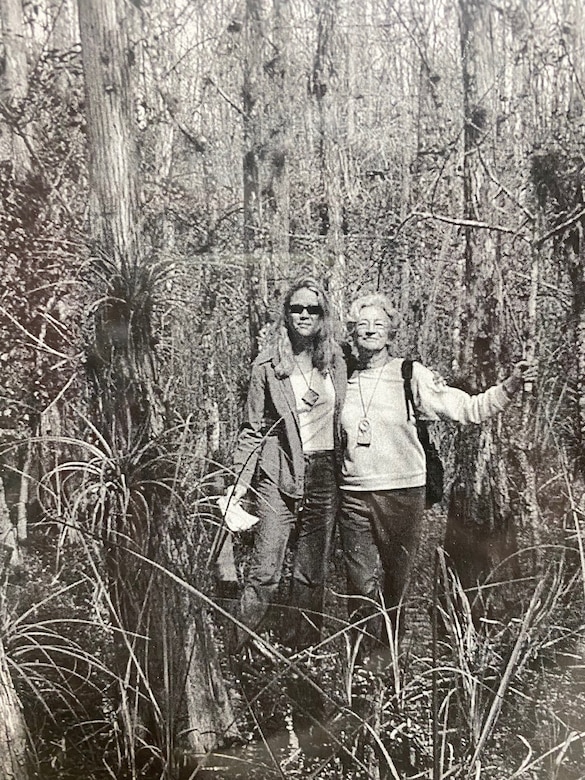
[2,257,584,777]
[3,442,585,779]
[3,387,585,779]
[431,544,584,779]
[0,419,243,778]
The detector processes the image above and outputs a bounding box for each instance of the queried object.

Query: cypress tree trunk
[0,4,32,767]
[243,0,290,354]
[0,547,28,780]
[0,0,30,174]
[445,0,515,608]
[77,0,236,769]
[312,0,346,315]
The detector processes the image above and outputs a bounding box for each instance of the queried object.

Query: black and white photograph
[0,0,583,778]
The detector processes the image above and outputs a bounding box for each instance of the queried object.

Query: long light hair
[271,276,337,378]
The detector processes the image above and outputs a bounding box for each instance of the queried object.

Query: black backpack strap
[401,359,444,508]
[401,359,415,421]
[402,358,432,445]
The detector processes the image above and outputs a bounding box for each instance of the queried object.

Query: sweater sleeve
[412,362,510,424]
[231,361,266,490]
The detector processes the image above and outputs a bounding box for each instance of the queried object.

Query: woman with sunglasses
[225,276,347,655]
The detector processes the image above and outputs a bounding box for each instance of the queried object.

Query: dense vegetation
[1,0,584,778]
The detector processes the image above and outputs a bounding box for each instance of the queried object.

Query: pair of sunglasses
[288,304,323,316]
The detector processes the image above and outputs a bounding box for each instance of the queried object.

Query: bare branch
[205,76,245,117]
[402,210,531,241]
[536,206,585,247]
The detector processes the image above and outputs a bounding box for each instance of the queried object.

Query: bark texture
[445,0,515,603]
[0,0,30,173]
[77,0,237,764]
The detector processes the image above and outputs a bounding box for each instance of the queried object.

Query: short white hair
[347,293,400,336]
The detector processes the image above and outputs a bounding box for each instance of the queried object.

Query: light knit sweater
[340,358,510,491]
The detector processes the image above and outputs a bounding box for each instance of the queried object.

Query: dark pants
[339,487,425,658]
[236,451,337,652]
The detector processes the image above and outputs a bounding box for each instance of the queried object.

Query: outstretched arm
[414,360,537,424]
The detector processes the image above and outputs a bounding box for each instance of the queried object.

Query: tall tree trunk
[0,0,30,174]
[0,0,32,569]
[312,0,346,316]
[243,0,290,353]
[77,0,141,267]
[77,0,236,769]
[0,22,31,780]
[77,4,157,769]
[46,0,79,98]
[562,0,585,464]
[567,229,585,467]
[444,0,514,607]
[0,546,28,780]
[46,0,77,52]
[515,238,541,560]
[267,0,290,277]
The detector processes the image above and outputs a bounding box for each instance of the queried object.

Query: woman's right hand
[225,483,247,504]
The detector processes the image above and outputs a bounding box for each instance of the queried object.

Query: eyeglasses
[355,321,388,332]
[288,304,323,316]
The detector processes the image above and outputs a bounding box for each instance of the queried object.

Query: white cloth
[217,495,259,532]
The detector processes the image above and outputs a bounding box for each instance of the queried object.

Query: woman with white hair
[338,292,537,666]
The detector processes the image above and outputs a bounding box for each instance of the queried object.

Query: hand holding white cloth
[217,493,259,533]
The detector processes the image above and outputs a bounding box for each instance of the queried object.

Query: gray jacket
[232,345,347,498]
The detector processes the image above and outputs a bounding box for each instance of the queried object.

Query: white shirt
[289,366,335,452]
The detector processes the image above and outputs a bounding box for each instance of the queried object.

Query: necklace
[356,361,387,446]
[294,357,319,409]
